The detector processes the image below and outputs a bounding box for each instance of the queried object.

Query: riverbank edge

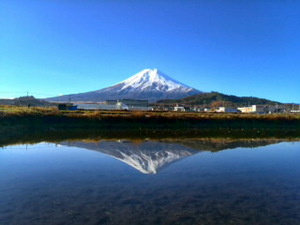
[1,112,300,129]
[1,113,300,145]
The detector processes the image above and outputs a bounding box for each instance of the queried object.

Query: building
[106,100,118,105]
[216,107,240,113]
[116,101,129,110]
[237,106,253,113]
[290,110,300,113]
[116,99,151,111]
[237,105,286,114]
[58,103,77,110]
[76,99,151,111]
[289,104,300,113]
[118,99,148,107]
[191,106,203,112]
[238,105,268,114]
[77,103,116,110]
[204,107,212,112]
[174,106,186,112]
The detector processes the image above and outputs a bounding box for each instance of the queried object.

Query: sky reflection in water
[0,139,300,225]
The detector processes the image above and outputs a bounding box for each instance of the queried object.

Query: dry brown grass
[1,106,300,122]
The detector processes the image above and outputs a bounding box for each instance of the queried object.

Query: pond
[1,137,300,225]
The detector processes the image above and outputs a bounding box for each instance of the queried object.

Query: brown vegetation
[0,106,300,133]
[1,106,300,120]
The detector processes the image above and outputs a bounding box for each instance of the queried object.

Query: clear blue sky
[1,0,299,103]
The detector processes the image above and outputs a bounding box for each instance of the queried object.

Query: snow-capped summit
[118,68,193,92]
[47,68,202,102]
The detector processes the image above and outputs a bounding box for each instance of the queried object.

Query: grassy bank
[1,106,300,130]
[0,106,300,146]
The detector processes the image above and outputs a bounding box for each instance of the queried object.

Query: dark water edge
[1,112,300,130]
[1,113,299,146]
[1,125,300,148]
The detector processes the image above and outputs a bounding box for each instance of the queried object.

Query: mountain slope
[47,69,201,102]
[157,92,281,106]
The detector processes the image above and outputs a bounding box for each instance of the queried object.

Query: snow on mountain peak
[47,68,202,102]
[118,68,194,92]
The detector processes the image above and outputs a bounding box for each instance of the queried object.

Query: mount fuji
[47,69,202,102]
[61,140,200,174]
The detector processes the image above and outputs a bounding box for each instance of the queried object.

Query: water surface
[1,139,300,225]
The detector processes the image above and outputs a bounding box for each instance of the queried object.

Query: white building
[216,107,240,113]
[237,105,285,114]
[290,110,300,113]
[76,99,152,111]
[174,106,186,112]
[116,99,151,111]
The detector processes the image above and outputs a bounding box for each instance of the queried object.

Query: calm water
[0,139,300,225]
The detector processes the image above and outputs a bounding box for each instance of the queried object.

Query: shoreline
[1,109,300,146]
[1,109,300,129]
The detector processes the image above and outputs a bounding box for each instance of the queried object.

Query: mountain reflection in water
[1,137,300,225]
[60,138,283,174]
[61,140,199,174]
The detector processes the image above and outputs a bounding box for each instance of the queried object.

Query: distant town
[1,95,299,114]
